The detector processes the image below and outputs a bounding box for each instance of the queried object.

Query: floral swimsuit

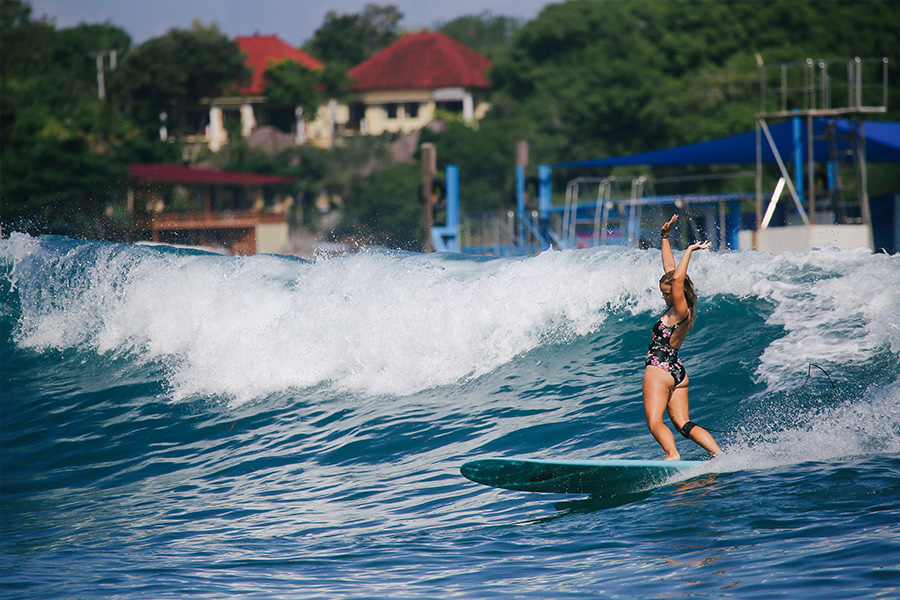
[645,313,688,385]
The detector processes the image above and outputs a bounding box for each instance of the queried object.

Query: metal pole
[754,117,763,248]
[760,119,810,225]
[515,165,526,247]
[538,165,552,247]
[446,165,460,253]
[515,140,529,248]
[421,143,436,252]
[859,120,871,227]
[718,201,726,250]
[807,113,815,223]
[95,53,106,100]
[793,116,804,205]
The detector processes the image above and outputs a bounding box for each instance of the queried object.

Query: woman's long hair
[661,271,697,331]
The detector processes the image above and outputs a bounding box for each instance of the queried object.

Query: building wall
[749,224,873,252]
[203,90,490,150]
[355,89,434,135]
[306,101,350,148]
[255,221,289,254]
[351,89,490,136]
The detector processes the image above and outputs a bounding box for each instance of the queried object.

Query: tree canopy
[304,4,403,69]
[112,21,250,136]
[489,0,900,164]
[263,60,322,118]
[437,11,521,62]
[1,1,132,235]
[2,0,899,247]
[0,5,247,236]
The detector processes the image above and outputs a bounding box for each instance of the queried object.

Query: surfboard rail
[461,457,705,495]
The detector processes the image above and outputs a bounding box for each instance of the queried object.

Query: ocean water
[2,232,899,599]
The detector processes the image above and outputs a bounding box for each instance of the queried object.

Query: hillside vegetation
[2,0,898,247]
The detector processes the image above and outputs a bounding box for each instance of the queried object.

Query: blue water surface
[2,233,899,599]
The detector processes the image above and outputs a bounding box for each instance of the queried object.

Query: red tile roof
[129,164,295,186]
[348,32,492,92]
[236,34,324,96]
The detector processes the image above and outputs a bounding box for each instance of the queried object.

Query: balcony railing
[134,210,286,230]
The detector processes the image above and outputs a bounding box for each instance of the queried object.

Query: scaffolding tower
[755,57,888,250]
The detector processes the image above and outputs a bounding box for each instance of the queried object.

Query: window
[435,100,463,114]
[383,103,398,119]
[404,102,420,119]
[348,103,366,130]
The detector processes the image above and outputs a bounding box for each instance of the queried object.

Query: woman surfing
[643,214,722,460]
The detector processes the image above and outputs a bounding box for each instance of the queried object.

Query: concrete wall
[255,221,289,255]
[306,101,350,148]
[354,89,490,136]
[750,224,873,253]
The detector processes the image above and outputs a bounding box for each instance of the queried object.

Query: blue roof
[551,119,900,168]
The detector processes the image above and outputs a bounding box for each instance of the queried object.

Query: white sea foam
[694,246,900,391]
[1,235,653,402]
[2,234,899,404]
[710,381,900,473]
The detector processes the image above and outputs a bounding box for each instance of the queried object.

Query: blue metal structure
[517,167,746,252]
[550,119,900,169]
[430,165,460,253]
[444,117,898,256]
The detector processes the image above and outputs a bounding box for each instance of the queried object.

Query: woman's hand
[661,215,677,237]
[688,241,712,251]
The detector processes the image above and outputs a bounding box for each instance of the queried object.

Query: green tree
[263,60,322,119]
[339,162,422,250]
[437,11,521,62]
[420,118,532,213]
[112,21,250,137]
[1,1,57,154]
[491,0,671,162]
[2,134,122,236]
[0,1,130,237]
[304,4,402,68]
[318,63,353,103]
[0,4,124,145]
[640,53,761,147]
[491,0,900,165]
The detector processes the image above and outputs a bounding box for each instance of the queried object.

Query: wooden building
[126,164,296,255]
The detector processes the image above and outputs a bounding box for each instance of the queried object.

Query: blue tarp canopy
[551,119,900,168]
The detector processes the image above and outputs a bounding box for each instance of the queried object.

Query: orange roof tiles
[348,32,492,92]
[236,34,324,96]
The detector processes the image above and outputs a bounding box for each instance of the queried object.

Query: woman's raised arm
[660,215,677,273]
[670,241,711,318]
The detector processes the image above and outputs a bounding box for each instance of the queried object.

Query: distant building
[237,34,324,96]
[199,34,326,151]
[191,31,492,151]
[126,164,296,255]
[346,32,493,135]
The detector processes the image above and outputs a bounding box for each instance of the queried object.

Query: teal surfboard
[460,457,704,495]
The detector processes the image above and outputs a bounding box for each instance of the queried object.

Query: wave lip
[2,234,899,404]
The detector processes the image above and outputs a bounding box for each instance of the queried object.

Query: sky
[28,0,559,47]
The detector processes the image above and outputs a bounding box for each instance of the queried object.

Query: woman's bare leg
[643,366,680,460]
[667,376,722,456]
